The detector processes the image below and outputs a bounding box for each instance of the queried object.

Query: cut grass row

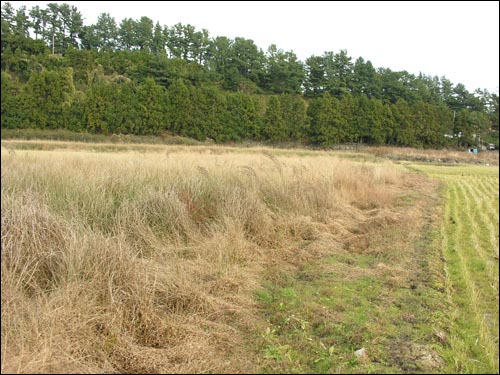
[412,164,499,374]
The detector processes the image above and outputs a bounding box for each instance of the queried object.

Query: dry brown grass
[1,147,417,373]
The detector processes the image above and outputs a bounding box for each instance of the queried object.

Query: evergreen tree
[352,57,379,98]
[263,95,286,142]
[280,93,309,141]
[263,44,304,94]
[339,94,358,142]
[392,99,415,146]
[225,92,262,141]
[192,85,227,141]
[118,18,136,50]
[304,55,326,97]
[94,13,118,51]
[151,22,166,53]
[1,71,23,128]
[308,93,345,145]
[21,67,75,129]
[166,78,194,137]
[137,77,165,134]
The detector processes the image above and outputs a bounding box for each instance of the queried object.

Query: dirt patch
[390,342,445,372]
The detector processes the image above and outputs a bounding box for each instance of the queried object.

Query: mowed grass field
[1,140,498,373]
[410,163,499,374]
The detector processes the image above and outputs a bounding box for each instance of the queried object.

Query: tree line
[1,2,498,147]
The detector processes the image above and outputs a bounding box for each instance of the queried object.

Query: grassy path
[411,164,499,374]
[252,173,451,373]
[253,163,499,374]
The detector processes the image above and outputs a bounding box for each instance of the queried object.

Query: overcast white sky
[5,1,500,94]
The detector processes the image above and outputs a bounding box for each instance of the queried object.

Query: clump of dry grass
[1,148,413,373]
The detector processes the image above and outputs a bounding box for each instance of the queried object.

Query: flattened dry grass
[2,147,415,373]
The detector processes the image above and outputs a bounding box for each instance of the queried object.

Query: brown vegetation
[2,147,428,373]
